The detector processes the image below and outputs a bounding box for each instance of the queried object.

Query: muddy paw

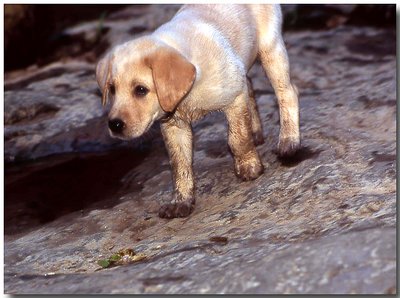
[159,198,195,219]
[253,131,265,146]
[278,137,301,157]
[234,157,264,181]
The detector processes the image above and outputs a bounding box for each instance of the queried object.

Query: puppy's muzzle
[108,118,125,134]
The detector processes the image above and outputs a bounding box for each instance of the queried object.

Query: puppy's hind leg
[224,91,264,181]
[247,77,265,146]
[258,29,300,157]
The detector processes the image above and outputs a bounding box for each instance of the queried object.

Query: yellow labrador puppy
[96,4,300,218]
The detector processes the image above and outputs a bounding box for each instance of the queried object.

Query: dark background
[4,4,396,72]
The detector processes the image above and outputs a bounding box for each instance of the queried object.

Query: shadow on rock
[5,147,150,236]
[276,146,322,167]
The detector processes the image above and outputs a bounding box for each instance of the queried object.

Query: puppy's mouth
[109,115,157,140]
[109,131,130,141]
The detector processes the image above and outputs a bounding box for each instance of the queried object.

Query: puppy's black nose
[108,118,125,134]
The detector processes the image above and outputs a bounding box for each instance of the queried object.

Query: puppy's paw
[253,131,265,146]
[159,198,195,219]
[234,157,264,181]
[278,136,301,157]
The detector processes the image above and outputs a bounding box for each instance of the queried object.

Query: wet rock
[5,228,395,294]
[4,4,396,295]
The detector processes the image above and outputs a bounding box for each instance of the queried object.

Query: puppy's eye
[109,84,116,95]
[134,85,149,97]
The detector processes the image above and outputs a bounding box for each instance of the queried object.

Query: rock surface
[4,4,396,294]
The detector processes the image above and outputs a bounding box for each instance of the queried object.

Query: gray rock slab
[5,227,396,294]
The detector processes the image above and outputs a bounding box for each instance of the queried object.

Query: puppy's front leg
[225,92,264,181]
[159,118,195,219]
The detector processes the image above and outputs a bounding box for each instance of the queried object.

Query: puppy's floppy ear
[146,47,196,112]
[96,52,113,106]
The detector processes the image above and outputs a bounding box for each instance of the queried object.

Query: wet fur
[96,4,300,218]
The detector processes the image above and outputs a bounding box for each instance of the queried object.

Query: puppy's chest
[178,90,233,121]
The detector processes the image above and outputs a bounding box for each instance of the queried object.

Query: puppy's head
[96,37,196,139]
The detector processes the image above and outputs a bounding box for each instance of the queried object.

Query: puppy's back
[182,5,259,67]
[154,4,278,70]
